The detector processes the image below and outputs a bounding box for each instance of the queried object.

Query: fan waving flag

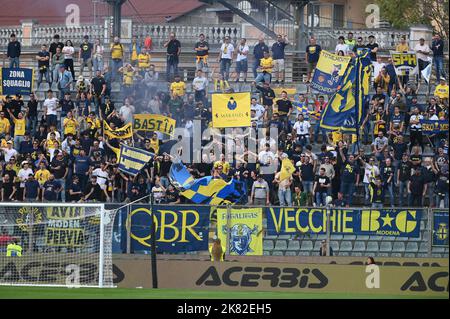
[280,158,295,181]
[169,161,246,205]
[320,50,372,133]
[118,144,154,176]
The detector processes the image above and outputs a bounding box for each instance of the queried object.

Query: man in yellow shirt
[137,48,151,74]
[35,161,51,187]
[7,108,27,150]
[0,110,11,137]
[129,35,140,66]
[110,36,124,82]
[395,36,409,52]
[63,110,79,136]
[254,51,273,84]
[434,78,449,102]
[214,154,231,175]
[170,74,186,98]
[118,63,136,97]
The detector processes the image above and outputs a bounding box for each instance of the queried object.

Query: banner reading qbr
[390,51,418,75]
[0,68,34,96]
[432,210,449,247]
[420,119,449,135]
[311,50,352,94]
[120,204,210,252]
[266,207,422,237]
[133,114,176,136]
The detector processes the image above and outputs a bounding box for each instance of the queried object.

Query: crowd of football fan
[0,31,448,208]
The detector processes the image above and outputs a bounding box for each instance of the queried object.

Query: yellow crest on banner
[103,121,133,139]
[133,114,176,135]
[212,92,251,128]
[217,208,263,256]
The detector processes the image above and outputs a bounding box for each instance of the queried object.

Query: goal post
[0,203,116,288]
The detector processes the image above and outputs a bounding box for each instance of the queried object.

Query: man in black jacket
[7,33,21,68]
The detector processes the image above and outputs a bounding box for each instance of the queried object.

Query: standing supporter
[164,33,181,82]
[235,38,249,83]
[250,174,270,206]
[314,167,330,206]
[7,33,21,68]
[254,51,273,85]
[110,37,125,83]
[414,38,431,81]
[276,91,293,132]
[271,34,289,84]
[431,34,445,82]
[51,47,65,89]
[23,174,40,202]
[36,44,51,89]
[369,176,384,208]
[192,70,208,105]
[335,36,350,55]
[26,93,38,134]
[305,38,321,83]
[92,38,105,73]
[43,90,59,129]
[195,34,209,73]
[408,168,427,207]
[57,65,73,99]
[129,35,141,67]
[218,36,234,82]
[79,35,93,78]
[252,36,270,79]
[62,40,76,84]
[366,35,379,62]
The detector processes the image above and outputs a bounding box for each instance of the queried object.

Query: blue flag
[320,50,372,133]
[118,144,154,176]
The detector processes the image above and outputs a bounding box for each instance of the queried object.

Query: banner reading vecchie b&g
[266,208,422,237]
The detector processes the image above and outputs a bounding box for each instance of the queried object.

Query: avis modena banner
[212,92,251,128]
[217,208,263,256]
[133,114,176,135]
[433,210,449,247]
[0,68,34,96]
[266,207,422,237]
[311,50,352,94]
[120,205,210,253]
[390,51,418,75]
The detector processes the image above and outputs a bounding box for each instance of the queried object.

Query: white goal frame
[0,202,114,288]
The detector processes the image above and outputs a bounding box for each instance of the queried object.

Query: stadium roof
[0,0,205,26]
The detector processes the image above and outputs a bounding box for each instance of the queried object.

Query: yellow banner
[212,92,251,128]
[280,158,295,181]
[217,208,263,256]
[103,121,133,139]
[133,114,176,135]
[273,87,297,96]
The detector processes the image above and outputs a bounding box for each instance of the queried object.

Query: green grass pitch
[0,286,446,299]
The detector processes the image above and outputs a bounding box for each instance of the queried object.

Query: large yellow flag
[217,208,263,256]
[280,158,295,181]
[212,92,251,128]
[103,121,133,139]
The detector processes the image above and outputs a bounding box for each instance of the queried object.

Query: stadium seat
[405,242,419,252]
[313,240,322,251]
[265,234,277,240]
[272,251,284,256]
[391,253,403,258]
[263,251,271,256]
[353,241,366,252]
[366,242,379,252]
[339,241,353,252]
[330,234,343,240]
[316,234,327,240]
[417,253,428,258]
[298,251,311,256]
[369,235,383,241]
[287,240,300,251]
[419,242,428,252]
[404,253,416,258]
[343,234,356,241]
[285,251,297,256]
[339,252,350,256]
[263,240,274,251]
[274,240,288,251]
[377,253,389,257]
[392,242,405,252]
[300,240,313,251]
[381,236,395,241]
[351,252,363,257]
[421,231,430,241]
[432,247,445,253]
[395,236,408,241]
[432,253,442,258]
[277,234,292,240]
[330,241,339,252]
[356,235,370,241]
[311,251,321,256]
[379,242,392,252]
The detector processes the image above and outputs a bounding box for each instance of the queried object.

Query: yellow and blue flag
[320,50,372,133]
[169,162,246,205]
[293,101,308,115]
[280,158,295,181]
[118,144,154,176]
[311,50,352,94]
[212,92,251,128]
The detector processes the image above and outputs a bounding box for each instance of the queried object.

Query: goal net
[0,203,115,288]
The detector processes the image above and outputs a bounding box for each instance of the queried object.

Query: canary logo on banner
[0,68,34,96]
[420,119,449,135]
[266,208,422,237]
[433,210,449,247]
[103,121,133,139]
[311,50,352,94]
[212,92,251,128]
[121,205,210,252]
[133,114,176,135]
[390,51,418,75]
[217,208,263,256]
[118,144,153,176]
